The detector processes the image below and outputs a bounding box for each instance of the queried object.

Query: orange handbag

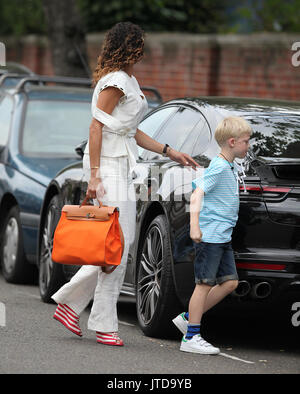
[51,197,124,274]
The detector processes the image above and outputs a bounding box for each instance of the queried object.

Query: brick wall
[2,32,300,102]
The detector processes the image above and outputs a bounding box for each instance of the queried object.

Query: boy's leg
[188,283,212,324]
[184,283,212,340]
[189,242,225,323]
[198,242,238,314]
[203,280,238,313]
[173,280,238,334]
[181,282,220,355]
[173,241,222,334]
[179,242,221,354]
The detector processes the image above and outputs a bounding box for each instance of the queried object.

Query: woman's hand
[86,176,106,200]
[167,148,200,170]
[190,225,202,243]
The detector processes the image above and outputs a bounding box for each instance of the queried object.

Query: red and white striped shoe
[96,331,124,346]
[53,304,82,337]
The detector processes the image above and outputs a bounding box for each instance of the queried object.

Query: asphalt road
[0,272,299,376]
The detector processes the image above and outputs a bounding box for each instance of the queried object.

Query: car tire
[136,214,182,338]
[38,195,66,303]
[0,205,36,283]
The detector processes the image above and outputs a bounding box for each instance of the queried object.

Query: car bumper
[234,269,300,300]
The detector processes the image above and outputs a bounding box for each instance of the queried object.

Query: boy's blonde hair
[214,116,252,147]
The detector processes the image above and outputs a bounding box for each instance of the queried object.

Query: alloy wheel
[137,225,164,325]
[39,204,56,295]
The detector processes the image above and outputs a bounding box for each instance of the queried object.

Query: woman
[51,21,199,346]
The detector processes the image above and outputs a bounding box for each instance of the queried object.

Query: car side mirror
[75,139,87,159]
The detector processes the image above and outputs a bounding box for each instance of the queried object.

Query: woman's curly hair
[92,22,145,87]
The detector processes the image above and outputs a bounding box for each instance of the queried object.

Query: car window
[142,106,204,160]
[21,100,91,157]
[0,95,13,146]
[248,115,300,158]
[138,106,177,158]
[180,116,211,156]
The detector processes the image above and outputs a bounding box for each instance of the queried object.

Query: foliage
[0,0,45,36]
[77,0,235,33]
[0,0,299,37]
[237,0,300,33]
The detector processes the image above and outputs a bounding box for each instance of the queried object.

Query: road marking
[0,302,6,327]
[118,320,135,327]
[16,291,40,300]
[219,352,255,364]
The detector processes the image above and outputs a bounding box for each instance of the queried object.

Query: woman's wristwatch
[162,143,170,157]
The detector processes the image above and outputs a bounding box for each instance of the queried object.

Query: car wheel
[0,206,36,283]
[136,214,182,338]
[39,195,65,303]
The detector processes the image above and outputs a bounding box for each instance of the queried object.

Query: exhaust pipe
[232,280,251,297]
[250,281,272,299]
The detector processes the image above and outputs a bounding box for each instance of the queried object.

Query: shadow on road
[117,293,300,354]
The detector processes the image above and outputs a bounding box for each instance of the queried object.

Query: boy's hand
[190,225,202,243]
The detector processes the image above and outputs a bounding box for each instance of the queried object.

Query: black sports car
[37,97,300,337]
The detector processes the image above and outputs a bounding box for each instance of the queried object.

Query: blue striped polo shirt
[191,156,240,243]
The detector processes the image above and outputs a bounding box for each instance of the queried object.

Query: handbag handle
[80,196,103,208]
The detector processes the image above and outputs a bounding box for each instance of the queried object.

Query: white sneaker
[172,312,188,335]
[180,334,220,355]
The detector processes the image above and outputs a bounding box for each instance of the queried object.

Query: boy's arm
[190,187,204,243]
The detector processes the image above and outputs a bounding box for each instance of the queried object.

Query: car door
[0,93,14,205]
[134,104,211,304]
[153,106,211,304]
[122,105,178,291]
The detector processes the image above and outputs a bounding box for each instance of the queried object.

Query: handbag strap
[80,196,103,208]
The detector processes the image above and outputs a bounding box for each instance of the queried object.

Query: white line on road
[16,291,41,300]
[219,352,255,364]
[118,320,135,327]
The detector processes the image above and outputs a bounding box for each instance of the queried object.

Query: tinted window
[180,117,210,156]
[22,100,91,157]
[138,106,177,157]
[249,116,300,158]
[0,95,13,145]
[143,106,203,160]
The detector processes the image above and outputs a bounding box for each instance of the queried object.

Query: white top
[84,70,148,175]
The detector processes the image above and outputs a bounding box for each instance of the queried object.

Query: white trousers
[52,155,136,332]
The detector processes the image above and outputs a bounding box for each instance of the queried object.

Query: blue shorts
[193,241,239,286]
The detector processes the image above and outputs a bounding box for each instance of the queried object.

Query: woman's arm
[86,87,123,199]
[89,87,123,175]
[89,118,103,180]
[134,128,167,156]
[134,128,200,170]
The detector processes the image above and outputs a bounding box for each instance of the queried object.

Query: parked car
[0,73,162,285]
[0,75,92,283]
[0,62,36,88]
[37,96,300,337]
[0,61,35,76]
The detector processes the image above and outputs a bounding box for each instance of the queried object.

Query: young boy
[172,116,252,355]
